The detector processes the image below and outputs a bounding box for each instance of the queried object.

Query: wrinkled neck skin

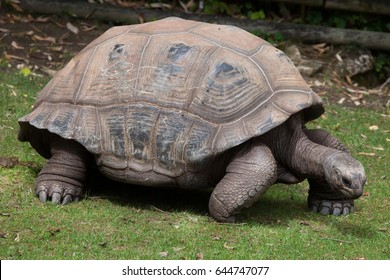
[260,113,340,180]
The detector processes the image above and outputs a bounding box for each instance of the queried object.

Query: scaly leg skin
[208,143,277,223]
[304,128,354,215]
[36,135,87,205]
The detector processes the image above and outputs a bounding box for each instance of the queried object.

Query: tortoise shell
[18,17,324,180]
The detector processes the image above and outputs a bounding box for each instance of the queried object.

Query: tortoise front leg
[304,128,355,215]
[36,135,87,205]
[209,143,277,223]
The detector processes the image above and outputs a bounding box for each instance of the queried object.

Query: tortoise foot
[308,198,354,216]
[36,181,82,205]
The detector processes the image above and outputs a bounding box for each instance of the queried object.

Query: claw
[51,192,62,204]
[62,195,73,205]
[343,205,353,215]
[332,207,342,216]
[38,191,47,203]
[319,206,330,215]
[309,197,355,216]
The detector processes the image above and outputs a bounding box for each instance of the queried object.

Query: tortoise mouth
[333,182,363,199]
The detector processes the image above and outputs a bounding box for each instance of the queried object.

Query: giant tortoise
[18,17,366,222]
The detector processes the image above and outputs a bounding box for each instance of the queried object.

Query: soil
[1,9,389,111]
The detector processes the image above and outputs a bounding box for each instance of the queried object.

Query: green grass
[0,71,389,260]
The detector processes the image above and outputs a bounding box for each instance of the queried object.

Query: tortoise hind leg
[304,128,355,215]
[36,135,87,205]
[209,143,277,223]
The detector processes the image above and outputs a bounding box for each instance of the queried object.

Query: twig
[149,205,172,215]
[320,237,353,244]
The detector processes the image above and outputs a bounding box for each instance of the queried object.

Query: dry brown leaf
[223,242,235,250]
[4,52,29,63]
[364,145,384,151]
[357,152,376,156]
[32,35,56,43]
[159,251,168,257]
[35,16,51,23]
[80,25,97,32]
[11,41,24,50]
[49,46,63,52]
[312,43,328,54]
[66,22,79,35]
[146,2,172,9]
[40,66,57,77]
[369,125,379,131]
[179,0,195,13]
[10,1,24,13]
[196,252,204,260]
[173,247,185,252]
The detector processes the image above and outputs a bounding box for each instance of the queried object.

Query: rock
[335,48,374,77]
[285,44,302,65]
[284,45,324,76]
[297,59,325,76]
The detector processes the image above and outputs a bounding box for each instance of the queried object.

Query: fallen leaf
[312,43,328,54]
[173,247,185,252]
[335,52,343,62]
[146,3,172,9]
[386,138,390,142]
[35,16,50,23]
[40,66,57,77]
[49,46,63,52]
[10,1,24,12]
[80,24,97,32]
[364,145,384,151]
[337,97,346,105]
[223,242,235,250]
[14,233,20,242]
[4,52,29,63]
[48,227,61,236]
[300,220,311,226]
[314,80,323,87]
[0,28,10,33]
[32,35,56,43]
[369,125,379,131]
[357,152,376,156]
[66,22,79,35]
[11,40,24,49]
[159,251,168,257]
[196,252,204,260]
[20,67,31,77]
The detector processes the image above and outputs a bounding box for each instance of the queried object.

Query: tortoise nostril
[342,177,352,188]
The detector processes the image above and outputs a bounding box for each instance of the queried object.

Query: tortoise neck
[290,137,339,179]
[264,113,337,180]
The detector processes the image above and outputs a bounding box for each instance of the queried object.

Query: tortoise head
[324,152,366,199]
